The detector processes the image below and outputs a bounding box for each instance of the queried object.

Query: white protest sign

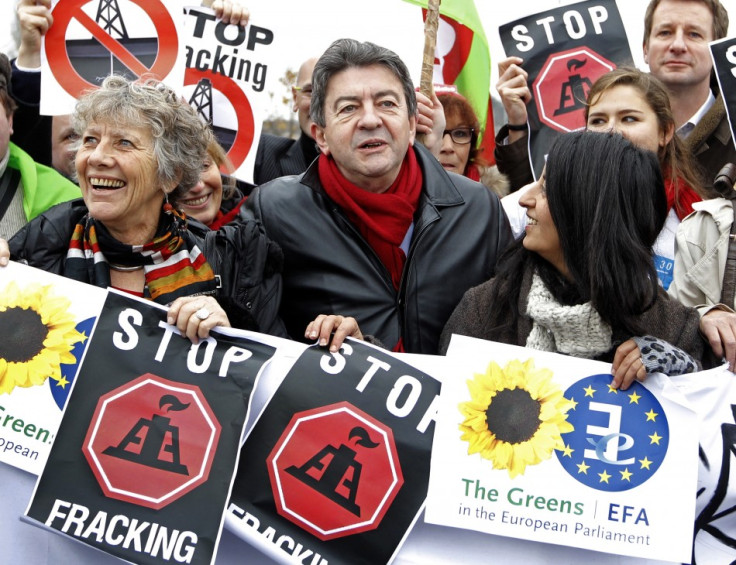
[181,6,282,184]
[41,0,186,115]
[0,261,106,474]
[425,335,698,563]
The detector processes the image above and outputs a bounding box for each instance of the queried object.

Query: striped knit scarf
[65,207,217,304]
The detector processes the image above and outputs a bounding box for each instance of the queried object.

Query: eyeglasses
[293,85,313,97]
[442,127,474,144]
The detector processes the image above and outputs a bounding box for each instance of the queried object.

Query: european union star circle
[555,374,669,492]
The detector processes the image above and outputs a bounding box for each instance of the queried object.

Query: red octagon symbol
[267,402,404,541]
[83,374,221,510]
[533,47,616,132]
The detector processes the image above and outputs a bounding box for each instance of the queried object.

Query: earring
[163,191,173,214]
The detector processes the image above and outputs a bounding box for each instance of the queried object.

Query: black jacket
[8,199,287,337]
[246,144,513,354]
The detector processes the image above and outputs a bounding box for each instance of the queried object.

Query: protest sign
[498,0,634,179]
[24,290,276,565]
[710,36,736,155]
[227,340,440,565]
[0,261,105,474]
[181,6,280,184]
[675,367,736,564]
[425,335,698,563]
[42,0,186,115]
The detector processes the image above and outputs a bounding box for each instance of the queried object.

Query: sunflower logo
[459,359,575,478]
[0,281,87,395]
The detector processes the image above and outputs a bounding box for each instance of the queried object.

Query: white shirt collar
[677,90,716,139]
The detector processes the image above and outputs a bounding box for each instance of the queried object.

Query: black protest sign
[25,291,276,565]
[711,37,736,154]
[228,341,440,565]
[499,0,633,178]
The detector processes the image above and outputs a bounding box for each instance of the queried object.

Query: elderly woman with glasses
[436,91,509,196]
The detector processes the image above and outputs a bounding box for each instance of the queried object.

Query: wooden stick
[417,0,441,144]
[420,0,441,98]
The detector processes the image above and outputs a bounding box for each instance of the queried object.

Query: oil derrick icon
[286,425,380,516]
[185,74,236,152]
[96,0,129,40]
[66,0,158,85]
[554,58,592,116]
[104,394,190,475]
[189,79,214,126]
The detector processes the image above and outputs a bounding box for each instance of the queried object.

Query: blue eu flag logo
[50,317,95,411]
[556,374,669,492]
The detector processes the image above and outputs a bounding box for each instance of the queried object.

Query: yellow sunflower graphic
[459,359,574,478]
[0,281,86,395]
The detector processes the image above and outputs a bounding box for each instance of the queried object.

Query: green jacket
[8,141,80,221]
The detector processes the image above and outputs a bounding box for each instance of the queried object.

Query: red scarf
[465,163,481,182]
[209,196,248,231]
[665,177,701,221]
[318,150,422,292]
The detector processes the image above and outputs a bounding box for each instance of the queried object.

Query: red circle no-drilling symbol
[46,0,178,98]
[185,67,255,171]
[83,374,221,510]
[267,402,404,541]
[533,47,615,132]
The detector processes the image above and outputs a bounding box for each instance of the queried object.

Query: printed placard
[674,366,736,564]
[41,0,187,115]
[425,335,698,563]
[498,0,634,179]
[710,36,736,153]
[24,290,276,565]
[0,261,105,474]
[227,339,441,565]
[181,6,281,183]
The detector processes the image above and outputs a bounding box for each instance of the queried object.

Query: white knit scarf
[525,273,612,358]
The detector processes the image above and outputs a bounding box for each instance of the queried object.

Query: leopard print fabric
[632,335,698,376]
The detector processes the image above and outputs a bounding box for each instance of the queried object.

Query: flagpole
[417,0,441,144]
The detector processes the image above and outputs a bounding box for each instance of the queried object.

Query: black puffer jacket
[246,144,513,354]
[8,199,287,337]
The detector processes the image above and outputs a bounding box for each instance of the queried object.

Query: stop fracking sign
[499,0,634,179]
[23,290,276,565]
[227,340,441,565]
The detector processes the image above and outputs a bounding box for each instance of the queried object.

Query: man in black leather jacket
[246,39,512,354]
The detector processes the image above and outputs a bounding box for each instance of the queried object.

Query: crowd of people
[1,0,736,560]
[2,0,732,367]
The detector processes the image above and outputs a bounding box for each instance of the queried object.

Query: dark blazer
[9,61,52,167]
[254,132,320,185]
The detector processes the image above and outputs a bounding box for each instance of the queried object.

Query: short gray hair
[310,38,417,128]
[73,75,212,200]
